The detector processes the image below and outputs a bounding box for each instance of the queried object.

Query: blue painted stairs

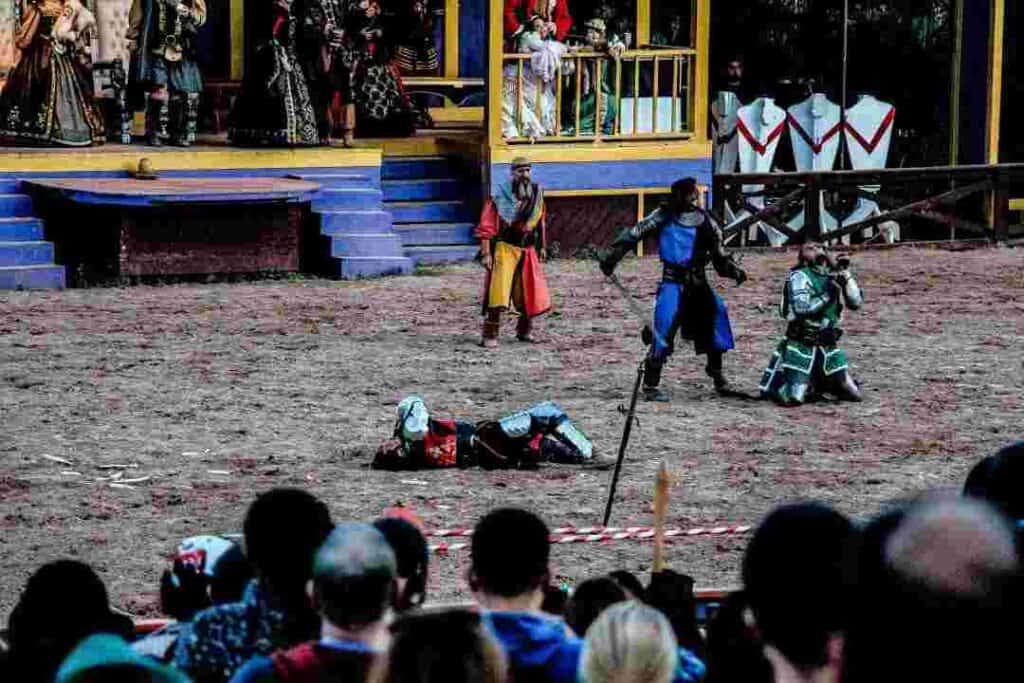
[288,171,413,279]
[384,156,480,265]
[0,180,65,290]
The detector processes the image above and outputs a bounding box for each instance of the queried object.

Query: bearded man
[476,157,551,348]
[759,242,864,405]
[601,178,747,401]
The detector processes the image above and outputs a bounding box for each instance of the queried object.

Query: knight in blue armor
[600,178,747,401]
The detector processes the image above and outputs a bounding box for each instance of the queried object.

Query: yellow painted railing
[500,48,696,144]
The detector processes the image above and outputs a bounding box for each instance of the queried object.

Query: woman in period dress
[0,0,104,146]
[501,13,571,139]
[346,0,417,137]
[228,0,319,146]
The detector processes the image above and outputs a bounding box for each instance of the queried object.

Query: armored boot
[705,351,732,394]
[481,309,501,349]
[145,96,170,146]
[831,370,863,402]
[169,93,199,147]
[642,356,669,402]
[516,315,536,343]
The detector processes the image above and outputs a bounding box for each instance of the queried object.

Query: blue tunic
[614,208,736,359]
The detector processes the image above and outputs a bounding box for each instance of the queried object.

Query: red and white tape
[428,524,752,554]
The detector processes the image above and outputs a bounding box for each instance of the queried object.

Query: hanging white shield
[733,97,788,246]
[844,94,900,242]
[786,94,841,237]
[712,91,742,175]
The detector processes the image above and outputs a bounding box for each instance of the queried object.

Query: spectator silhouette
[230,522,396,682]
[373,516,429,612]
[564,577,626,636]
[175,488,334,682]
[57,633,187,683]
[469,508,583,683]
[843,498,1022,682]
[373,608,507,683]
[741,503,853,683]
[580,601,678,683]
[1,560,133,683]
[963,441,1024,524]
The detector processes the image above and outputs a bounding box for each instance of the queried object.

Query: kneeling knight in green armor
[760,242,864,405]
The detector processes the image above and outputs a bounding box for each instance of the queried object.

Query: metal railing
[501,48,695,143]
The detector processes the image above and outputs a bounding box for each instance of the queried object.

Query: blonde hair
[581,601,678,683]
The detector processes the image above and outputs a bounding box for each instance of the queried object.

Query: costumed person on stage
[0,0,105,146]
[347,0,417,137]
[476,157,551,348]
[600,178,747,401]
[759,242,863,405]
[503,0,571,46]
[392,0,439,75]
[297,0,353,144]
[126,0,207,146]
[228,0,319,146]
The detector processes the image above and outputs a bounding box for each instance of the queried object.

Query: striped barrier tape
[428,524,752,554]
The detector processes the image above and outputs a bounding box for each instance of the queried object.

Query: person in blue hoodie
[470,508,705,683]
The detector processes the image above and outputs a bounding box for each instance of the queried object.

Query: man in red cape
[504,0,572,46]
[476,157,552,348]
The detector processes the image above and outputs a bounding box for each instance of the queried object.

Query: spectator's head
[565,577,627,636]
[608,570,647,602]
[580,601,678,683]
[843,497,1022,682]
[159,535,251,621]
[373,516,429,611]
[963,441,1024,523]
[469,508,550,608]
[669,177,700,213]
[243,488,333,600]
[584,18,607,46]
[375,609,507,683]
[312,523,397,635]
[704,591,773,683]
[742,503,853,674]
[6,561,134,682]
[55,634,187,683]
[530,14,548,38]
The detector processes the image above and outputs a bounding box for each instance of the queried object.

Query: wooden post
[652,461,670,573]
[992,168,1009,241]
[805,174,821,240]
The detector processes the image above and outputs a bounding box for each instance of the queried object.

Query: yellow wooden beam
[487,0,502,150]
[986,0,1005,163]
[445,0,460,78]
[0,147,383,172]
[636,0,651,47]
[1009,198,1024,211]
[490,140,712,162]
[230,0,245,80]
[693,0,710,143]
[546,186,672,197]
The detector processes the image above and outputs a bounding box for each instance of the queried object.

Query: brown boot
[516,315,537,343]
[481,310,501,348]
[342,103,356,147]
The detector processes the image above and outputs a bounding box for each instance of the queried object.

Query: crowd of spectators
[1,440,1022,683]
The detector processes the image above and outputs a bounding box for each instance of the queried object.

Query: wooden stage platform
[25,177,322,282]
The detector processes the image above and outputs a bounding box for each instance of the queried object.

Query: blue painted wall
[459,0,487,78]
[489,158,713,193]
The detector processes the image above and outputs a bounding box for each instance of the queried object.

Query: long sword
[604,271,669,351]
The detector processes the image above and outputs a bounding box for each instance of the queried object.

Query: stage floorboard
[1,246,1021,619]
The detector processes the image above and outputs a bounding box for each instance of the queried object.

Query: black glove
[733,267,747,286]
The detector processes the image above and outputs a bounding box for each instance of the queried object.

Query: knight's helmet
[396,396,430,443]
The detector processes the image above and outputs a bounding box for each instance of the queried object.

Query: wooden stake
[652,461,670,572]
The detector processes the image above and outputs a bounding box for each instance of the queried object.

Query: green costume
[759,262,863,405]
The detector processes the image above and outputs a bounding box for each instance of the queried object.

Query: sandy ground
[2,245,1023,620]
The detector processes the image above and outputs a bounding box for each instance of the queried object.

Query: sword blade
[604,270,669,350]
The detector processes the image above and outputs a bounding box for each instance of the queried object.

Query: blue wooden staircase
[0,180,65,290]
[287,171,414,279]
[384,156,480,265]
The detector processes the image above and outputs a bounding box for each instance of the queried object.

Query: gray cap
[314,523,397,581]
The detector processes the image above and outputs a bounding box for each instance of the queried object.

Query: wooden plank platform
[24,177,320,207]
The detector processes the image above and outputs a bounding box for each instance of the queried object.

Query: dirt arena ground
[2,245,1022,620]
